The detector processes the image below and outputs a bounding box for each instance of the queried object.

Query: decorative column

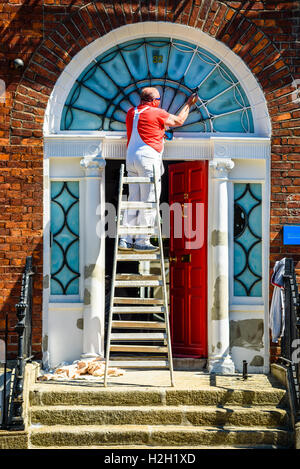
[80,151,106,358]
[208,158,235,374]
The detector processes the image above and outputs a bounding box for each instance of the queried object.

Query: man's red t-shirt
[126,105,170,153]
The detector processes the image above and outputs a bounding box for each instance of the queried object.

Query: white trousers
[122,154,164,246]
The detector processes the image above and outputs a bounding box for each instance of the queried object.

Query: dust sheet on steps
[37,358,125,381]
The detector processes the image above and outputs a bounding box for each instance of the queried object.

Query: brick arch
[11,0,295,145]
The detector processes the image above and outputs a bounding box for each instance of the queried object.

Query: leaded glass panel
[61,38,254,133]
[233,183,262,297]
[50,181,80,295]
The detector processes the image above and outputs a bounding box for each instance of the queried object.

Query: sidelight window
[233,183,262,297]
[50,181,80,296]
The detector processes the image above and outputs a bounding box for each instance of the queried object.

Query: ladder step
[113,297,164,305]
[112,306,165,314]
[118,226,158,235]
[115,274,162,287]
[111,320,166,329]
[117,253,161,261]
[110,333,166,341]
[115,280,162,287]
[120,202,156,209]
[123,177,154,184]
[116,274,161,281]
[110,345,168,353]
[108,359,169,368]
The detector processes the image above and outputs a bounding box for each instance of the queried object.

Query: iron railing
[0,256,34,430]
[279,258,300,422]
[0,315,10,429]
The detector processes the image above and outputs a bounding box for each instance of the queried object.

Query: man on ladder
[119,87,198,253]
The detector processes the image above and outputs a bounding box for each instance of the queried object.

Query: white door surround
[42,22,271,372]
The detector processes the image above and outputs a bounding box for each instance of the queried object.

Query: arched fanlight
[61,37,254,134]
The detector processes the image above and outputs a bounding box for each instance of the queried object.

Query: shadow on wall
[0,0,85,87]
[0,240,43,361]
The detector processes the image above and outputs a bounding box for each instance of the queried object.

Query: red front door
[169,161,208,357]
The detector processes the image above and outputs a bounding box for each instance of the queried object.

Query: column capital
[80,155,106,177]
[209,158,234,179]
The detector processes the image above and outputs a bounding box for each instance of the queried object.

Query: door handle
[181,203,187,218]
[169,256,177,263]
[181,254,191,263]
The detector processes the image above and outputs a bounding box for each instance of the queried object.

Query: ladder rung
[115,274,162,287]
[123,177,154,183]
[113,297,164,305]
[110,345,168,353]
[112,306,165,314]
[115,280,162,287]
[120,202,156,209]
[111,321,166,329]
[117,253,161,261]
[118,226,158,235]
[116,274,161,281]
[110,333,166,341]
[108,359,169,368]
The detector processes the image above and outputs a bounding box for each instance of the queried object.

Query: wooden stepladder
[104,164,174,387]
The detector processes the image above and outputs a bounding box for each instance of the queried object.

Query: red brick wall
[0,0,299,359]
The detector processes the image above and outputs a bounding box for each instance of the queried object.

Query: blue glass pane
[51,182,80,295]
[207,87,245,115]
[184,55,216,90]
[61,37,254,134]
[233,243,247,276]
[198,67,232,101]
[64,108,103,131]
[101,53,132,88]
[213,110,250,133]
[167,42,194,82]
[234,183,262,297]
[147,40,169,78]
[121,46,148,82]
[71,87,107,115]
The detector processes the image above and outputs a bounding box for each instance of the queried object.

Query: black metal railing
[279,258,300,420]
[0,315,10,429]
[0,256,34,430]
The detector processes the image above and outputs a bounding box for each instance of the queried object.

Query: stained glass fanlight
[61,38,254,133]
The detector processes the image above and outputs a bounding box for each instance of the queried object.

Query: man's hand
[165,93,198,127]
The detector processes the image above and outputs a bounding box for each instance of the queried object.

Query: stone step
[29,424,293,448]
[29,385,287,408]
[30,405,289,428]
[28,444,289,450]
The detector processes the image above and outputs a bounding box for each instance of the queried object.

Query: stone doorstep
[29,425,293,448]
[0,430,28,450]
[27,364,295,449]
[29,386,288,407]
[30,405,289,428]
[28,444,286,450]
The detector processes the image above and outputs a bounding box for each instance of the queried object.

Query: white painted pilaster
[80,151,106,358]
[208,158,235,374]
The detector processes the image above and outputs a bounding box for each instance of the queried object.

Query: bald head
[140,87,160,103]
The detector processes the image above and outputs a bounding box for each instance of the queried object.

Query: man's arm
[165,93,198,128]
